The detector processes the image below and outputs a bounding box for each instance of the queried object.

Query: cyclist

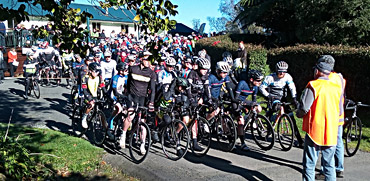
[100,51,117,87]
[120,55,156,155]
[81,62,106,128]
[206,61,235,121]
[39,41,56,85]
[186,57,212,151]
[61,49,75,88]
[234,69,264,151]
[106,62,129,139]
[259,61,304,147]
[180,56,192,78]
[23,51,39,99]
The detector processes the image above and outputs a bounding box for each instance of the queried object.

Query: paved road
[1,78,369,180]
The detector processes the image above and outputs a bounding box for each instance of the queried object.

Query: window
[92,22,101,31]
[121,24,129,33]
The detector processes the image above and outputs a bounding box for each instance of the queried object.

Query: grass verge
[0,123,137,180]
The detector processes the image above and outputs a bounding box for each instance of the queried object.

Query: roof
[2,2,136,23]
[168,23,197,35]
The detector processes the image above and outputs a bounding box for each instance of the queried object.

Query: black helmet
[248,69,264,80]
[88,62,101,72]
[116,62,127,71]
[176,77,189,88]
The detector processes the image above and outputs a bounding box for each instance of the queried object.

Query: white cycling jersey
[100,59,117,80]
[259,72,297,99]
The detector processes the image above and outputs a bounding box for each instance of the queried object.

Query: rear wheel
[129,121,151,163]
[190,117,211,157]
[71,106,87,137]
[92,110,107,146]
[161,119,190,161]
[277,114,294,151]
[250,114,275,150]
[345,117,362,157]
[216,115,237,152]
[33,80,40,99]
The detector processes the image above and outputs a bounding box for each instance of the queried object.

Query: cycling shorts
[127,94,146,109]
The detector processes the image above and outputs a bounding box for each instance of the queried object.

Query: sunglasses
[254,79,262,82]
[278,71,287,74]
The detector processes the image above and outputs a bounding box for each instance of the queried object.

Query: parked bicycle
[343,99,370,157]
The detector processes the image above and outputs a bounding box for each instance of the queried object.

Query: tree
[192,19,201,32]
[218,0,242,33]
[207,17,227,33]
[0,0,178,57]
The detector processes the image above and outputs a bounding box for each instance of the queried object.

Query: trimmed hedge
[196,35,370,104]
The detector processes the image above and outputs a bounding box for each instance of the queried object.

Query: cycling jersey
[157,69,175,85]
[82,75,104,101]
[100,59,117,80]
[187,70,211,101]
[127,65,156,103]
[180,68,191,78]
[259,72,297,100]
[236,80,258,102]
[111,74,127,101]
[208,74,233,99]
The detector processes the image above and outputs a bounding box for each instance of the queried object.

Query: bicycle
[343,99,370,157]
[207,98,237,152]
[24,63,40,99]
[263,100,295,151]
[150,103,190,161]
[240,103,275,150]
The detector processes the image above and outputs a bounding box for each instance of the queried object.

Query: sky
[73,0,224,33]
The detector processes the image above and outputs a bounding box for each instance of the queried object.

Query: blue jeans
[302,134,336,181]
[335,125,344,172]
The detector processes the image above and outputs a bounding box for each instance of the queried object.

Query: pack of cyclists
[24,32,303,158]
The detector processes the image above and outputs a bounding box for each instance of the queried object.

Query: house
[1,2,140,37]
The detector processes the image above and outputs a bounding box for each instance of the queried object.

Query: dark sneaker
[177,147,184,157]
[193,142,204,151]
[336,171,344,178]
[152,131,160,142]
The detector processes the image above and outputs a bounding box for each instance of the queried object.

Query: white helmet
[196,57,211,70]
[165,57,177,66]
[198,49,206,58]
[223,56,233,67]
[216,61,230,73]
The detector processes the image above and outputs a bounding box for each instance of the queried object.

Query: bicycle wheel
[32,80,40,99]
[250,114,275,151]
[161,119,190,161]
[70,85,79,108]
[71,106,87,137]
[92,110,108,146]
[216,115,237,152]
[277,114,294,151]
[345,117,362,157]
[190,117,211,157]
[129,121,151,163]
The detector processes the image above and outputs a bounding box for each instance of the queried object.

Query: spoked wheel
[250,114,275,151]
[345,117,362,157]
[161,119,190,161]
[70,85,79,109]
[190,117,211,157]
[277,114,294,151]
[32,80,40,99]
[92,110,108,146]
[129,122,151,163]
[216,115,237,152]
[71,106,87,137]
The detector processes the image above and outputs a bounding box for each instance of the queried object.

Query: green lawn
[0,123,137,180]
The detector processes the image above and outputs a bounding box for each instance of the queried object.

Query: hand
[293,97,299,109]
[148,102,155,112]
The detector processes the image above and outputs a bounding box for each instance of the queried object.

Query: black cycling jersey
[127,65,156,103]
[187,70,211,102]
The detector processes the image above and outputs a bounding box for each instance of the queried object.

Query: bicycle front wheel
[345,117,362,157]
[250,114,275,151]
[33,80,40,99]
[277,114,294,151]
[129,122,151,163]
[92,110,108,146]
[216,115,237,152]
[191,117,211,157]
[161,119,190,161]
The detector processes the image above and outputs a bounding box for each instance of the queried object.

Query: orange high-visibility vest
[328,72,346,126]
[302,78,342,146]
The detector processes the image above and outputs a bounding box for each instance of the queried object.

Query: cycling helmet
[223,56,233,67]
[222,51,232,58]
[116,62,127,71]
[104,51,112,57]
[197,57,211,70]
[216,61,230,73]
[248,69,264,80]
[185,56,192,63]
[88,62,101,72]
[74,54,81,59]
[176,77,189,88]
[198,50,206,58]
[165,57,177,66]
[276,61,288,72]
